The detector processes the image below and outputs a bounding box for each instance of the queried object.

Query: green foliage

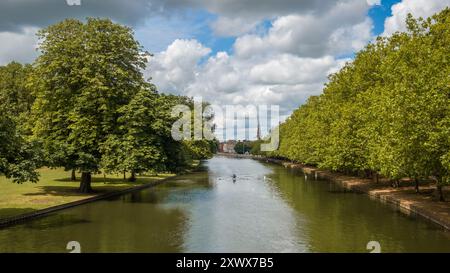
[156,94,217,171]
[234,141,252,154]
[27,18,217,187]
[30,18,148,176]
[0,112,41,183]
[0,62,35,130]
[101,85,165,175]
[0,62,40,183]
[0,18,217,189]
[275,8,450,198]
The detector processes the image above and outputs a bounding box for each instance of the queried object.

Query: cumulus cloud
[0,0,339,35]
[0,0,374,63]
[5,0,447,139]
[147,38,348,116]
[201,0,338,37]
[383,0,450,36]
[0,27,39,65]
[145,0,376,121]
[234,0,373,58]
[0,0,190,64]
[0,0,162,32]
[249,55,340,85]
[147,39,211,94]
[366,0,381,6]
[210,17,259,37]
[181,0,337,18]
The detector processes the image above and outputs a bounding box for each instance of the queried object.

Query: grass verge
[0,168,176,219]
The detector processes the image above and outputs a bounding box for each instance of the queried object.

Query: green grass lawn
[0,168,175,219]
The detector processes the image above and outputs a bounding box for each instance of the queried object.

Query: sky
[0,0,449,140]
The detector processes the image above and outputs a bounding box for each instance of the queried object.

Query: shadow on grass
[55,176,162,184]
[23,177,164,197]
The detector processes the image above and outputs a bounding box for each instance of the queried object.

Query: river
[1,156,449,253]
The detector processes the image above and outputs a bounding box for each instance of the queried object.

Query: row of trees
[234,141,253,154]
[0,18,217,192]
[273,9,450,201]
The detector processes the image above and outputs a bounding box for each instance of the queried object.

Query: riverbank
[218,153,450,230]
[0,162,200,227]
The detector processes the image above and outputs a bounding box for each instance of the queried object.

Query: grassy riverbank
[0,168,177,219]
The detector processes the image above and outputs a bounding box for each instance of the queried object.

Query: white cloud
[0,27,39,65]
[234,0,373,58]
[329,18,373,55]
[135,15,204,53]
[173,0,361,37]
[249,55,339,85]
[366,0,381,6]
[146,0,373,124]
[0,0,155,32]
[0,0,386,140]
[147,38,348,116]
[383,0,450,36]
[147,39,211,94]
[210,17,259,37]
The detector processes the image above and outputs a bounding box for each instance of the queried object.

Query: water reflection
[0,156,449,253]
[264,164,450,252]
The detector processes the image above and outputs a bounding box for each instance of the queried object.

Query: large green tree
[0,62,40,183]
[30,18,148,192]
[276,8,450,201]
[0,62,35,128]
[0,112,40,184]
[101,85,171,181]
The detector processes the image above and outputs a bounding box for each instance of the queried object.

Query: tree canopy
[0,62,40,183]
[275,8,450,201]
[0,18,217,192]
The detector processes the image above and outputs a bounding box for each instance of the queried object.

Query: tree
[0,111,40,183]
[101,85,168,181]
[234,141,252,154]
[156,94,217,172]
[276,8,450,201]
[0,62,40,183]
[0,62,35,128]
[30,18,148,192]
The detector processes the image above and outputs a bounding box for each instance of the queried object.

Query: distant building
[220,140,238,153]
[219,143,225,153]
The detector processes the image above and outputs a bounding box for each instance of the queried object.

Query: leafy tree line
[0,18,216,192]
[234,141,253,154]
[0,62,41,183]
[272,9,449,201]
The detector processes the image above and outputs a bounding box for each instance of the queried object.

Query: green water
[0,156,449,253]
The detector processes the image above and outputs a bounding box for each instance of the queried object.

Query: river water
[1,156,449,253]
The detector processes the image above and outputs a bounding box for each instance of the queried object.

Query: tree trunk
[375,173,379,184]
[123,171,126,180]
[129,171,137,182]
[391,179,399,188]
[71,169,76,181]
[79,172,92,193]
[437,184,445,202]
[414,178,420,194]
